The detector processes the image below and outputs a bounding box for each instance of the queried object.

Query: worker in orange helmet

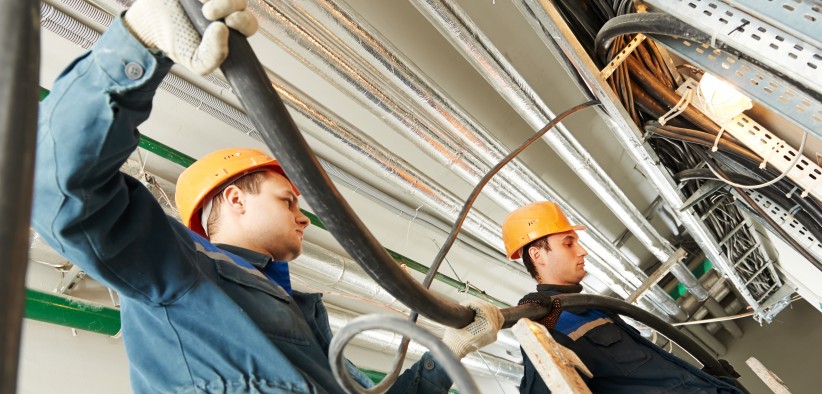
[503,202,743,394]
[31,0,501,392]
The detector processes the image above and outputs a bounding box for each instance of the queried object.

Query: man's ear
[528,245,542,265]
[222,185,245,214]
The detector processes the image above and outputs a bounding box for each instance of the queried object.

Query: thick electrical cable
[379,100,601,390]
[178,0,478,328]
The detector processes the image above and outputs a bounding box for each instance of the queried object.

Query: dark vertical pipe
[0,0,40,392]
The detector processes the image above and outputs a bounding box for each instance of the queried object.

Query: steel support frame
[513,0,768,319]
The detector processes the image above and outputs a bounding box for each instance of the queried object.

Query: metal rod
[0,1,39,392]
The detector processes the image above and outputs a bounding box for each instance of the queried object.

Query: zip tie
[786,204,802,222]
[658,87,693,126]
[760,141,782,169]
[785,186,798,199]
[712,125,725,152]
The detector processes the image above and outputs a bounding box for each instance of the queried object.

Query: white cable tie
[710,26,721,49]
[760,141,781,169]
[712,125,725,152]
[786,204,802,222]
[658,88,692,126]
[785,186,798,199]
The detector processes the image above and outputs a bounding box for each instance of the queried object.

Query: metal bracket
[627,248,687,304]
[679,180,727,213]
[55,265,86,295]
[600,33,646,80]
[512,318,592,393]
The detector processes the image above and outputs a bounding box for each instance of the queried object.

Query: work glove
[442,300,504,359]
[518,292,562,331]
[124,0,259,75]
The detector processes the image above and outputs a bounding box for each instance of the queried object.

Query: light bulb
[697,73,752,123]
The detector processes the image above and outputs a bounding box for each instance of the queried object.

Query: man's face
[240,172,309,261]
[535,230,588,285]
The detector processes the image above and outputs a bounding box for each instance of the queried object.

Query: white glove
[442,300,503,359]
[124,0,259,75]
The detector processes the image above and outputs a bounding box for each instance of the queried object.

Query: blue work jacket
[518,286,743,394]
[32,17,453,394]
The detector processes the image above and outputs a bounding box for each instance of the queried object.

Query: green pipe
[23,289,459,391]
[38,87,510,308]
[24,289,121,336]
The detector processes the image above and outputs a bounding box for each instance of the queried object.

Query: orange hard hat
[175,148,299,237]
[501,201,585,260]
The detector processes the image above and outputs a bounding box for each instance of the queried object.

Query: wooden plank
[512,318,592,393]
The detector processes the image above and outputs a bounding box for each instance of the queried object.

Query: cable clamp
[459,281,475,293]
[658,87,693,126]
[786,204,802,222]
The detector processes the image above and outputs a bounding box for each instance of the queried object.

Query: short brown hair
[521,236,551,280]
[205,170,272,236]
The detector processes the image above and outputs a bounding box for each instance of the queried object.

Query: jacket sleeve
[32,17,199,305]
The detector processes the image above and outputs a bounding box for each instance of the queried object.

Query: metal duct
[511,0,766,317]
[257,0,688,318]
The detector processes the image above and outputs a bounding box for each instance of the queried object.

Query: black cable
[595,13,821,102]
[697,151,822,271]
[179,0,474,328]
[675,169,822,242]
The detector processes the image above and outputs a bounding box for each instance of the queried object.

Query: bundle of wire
[550,0,822,287]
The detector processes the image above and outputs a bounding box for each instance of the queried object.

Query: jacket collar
[536,283,584,294]
[214,243,271,269]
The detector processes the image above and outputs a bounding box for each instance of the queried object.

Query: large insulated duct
[1,1,39,393]
[408,0,710,303]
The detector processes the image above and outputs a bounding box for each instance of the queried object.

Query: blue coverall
[518,285,743,394]
[32,16,453,394]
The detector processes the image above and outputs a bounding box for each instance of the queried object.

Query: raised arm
[32,0,257,304]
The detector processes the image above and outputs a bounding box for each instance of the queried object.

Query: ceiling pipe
[408,0,711,303]
[510,0,764,317]
[258,0,687,319]
[46,0,676,319]
[0,1,39,392]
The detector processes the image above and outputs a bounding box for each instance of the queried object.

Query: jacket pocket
[585,323,651,376]
[214,261,312,346]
